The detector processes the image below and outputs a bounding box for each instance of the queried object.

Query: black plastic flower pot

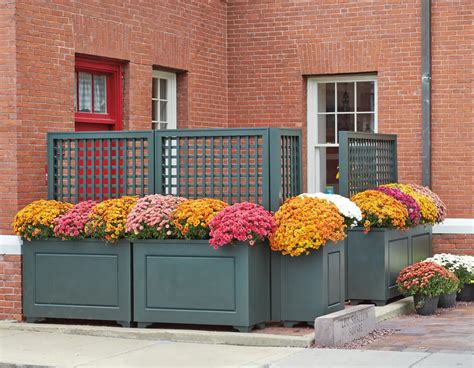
[456,284,474,302]
[438,292,457,308]
[413,294,439,316]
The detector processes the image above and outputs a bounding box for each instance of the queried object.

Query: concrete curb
[375,296,415,323]
[0,321,314,348]
[0,298,414,349]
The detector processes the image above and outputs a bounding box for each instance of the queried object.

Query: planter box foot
[117,321,135,328]
[136,322,153,329]
[233,325,253,333]
[350,299,387,307]
[255,322,266,330]
[25,317,42,324]
[283,321,299,328]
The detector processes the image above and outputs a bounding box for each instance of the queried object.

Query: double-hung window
[152,70,177,130]
[307,74,377,193]
[74,57,122,131]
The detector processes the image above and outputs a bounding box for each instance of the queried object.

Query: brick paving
[363,302,474,353]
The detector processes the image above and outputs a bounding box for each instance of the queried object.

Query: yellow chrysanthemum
[270,196,346,257]
[172,198,228,239]
[85,196,137,243]
[351,190,409,231]
[383,183,438,225]
[13,200,73,240]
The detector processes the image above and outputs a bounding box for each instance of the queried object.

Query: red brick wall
[433,235,474,256]
[227,0,473,231]
[0,255,22,321]
[0,0,18,235]
[1,0,228,234]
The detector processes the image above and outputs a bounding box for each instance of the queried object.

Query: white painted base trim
[0,235,22,255]
[432,218,474,235]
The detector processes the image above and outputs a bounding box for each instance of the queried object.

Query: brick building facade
[0,0,472,320]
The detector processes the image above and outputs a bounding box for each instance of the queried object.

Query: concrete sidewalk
[0,329,472,368]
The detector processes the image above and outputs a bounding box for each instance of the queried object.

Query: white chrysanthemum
[425,253,474,274]
[299,192,362,227]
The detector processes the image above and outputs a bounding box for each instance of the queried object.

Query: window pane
[160,122,168,130]
[318,83,335,112]
[337,82,354,112]
[357,114,375,132]
[152,78,158,99]
[357,82,375,112]
[152,100,158,121]
[93,75,107,113]
[317,114,335,144]
[337,114,355,142]
[160,78,167,100]
[78,72,92,112]
[160,100,167,122]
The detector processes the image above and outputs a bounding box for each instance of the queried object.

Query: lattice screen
[339,132,397,197]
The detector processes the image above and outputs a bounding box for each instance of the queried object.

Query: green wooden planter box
[271,241,345,327]
[22,239,132,326]
[346,226,432,306]
[133,240,270,332]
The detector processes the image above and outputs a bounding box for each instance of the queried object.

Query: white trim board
[0,235,22,255]
[432,218,474,235]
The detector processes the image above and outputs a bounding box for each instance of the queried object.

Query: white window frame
[152,70,177,130]
[307,74,378,193]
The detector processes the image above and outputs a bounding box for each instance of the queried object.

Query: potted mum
[346,186,435,305]
[270,196,347,326]
[397,262,454,315]
[17,198,136,326]
[425,253,474,302]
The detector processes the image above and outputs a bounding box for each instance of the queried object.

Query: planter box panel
[134,240,270,330]
[35,253,119,307]
[274,241,345,325]
[411,232,431,263]
[328,250,342,307]
[387,238,410,295]
[145,255,235,311]
[22,239,132,324]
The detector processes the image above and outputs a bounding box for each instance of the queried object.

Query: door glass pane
[160,101,168,122]
[317,114,335,144]
[337,114,355,135]
[337,82,354,112]
[318,83,335,112]
[152,78,158,99]
[357,82,375,112]
[74,73,77,112]
[316,147,339,194]
[152,100,158,121]
[78,72,92,112]
[160,78,167,100]
[93,75,107,113]
[357,114,375,132]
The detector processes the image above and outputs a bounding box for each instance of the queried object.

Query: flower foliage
[53,200,96,240]
[409,184,447,223]
[375,186,421,226]
[396,261,457,299]
[126,194,186,239]
[85,196,137,243]
[270,196,346,257]
[299,192,362,227]
[209,202,275,249]
[13,200,73,240]
[172,198,228,239]
[425,253,474,288]
[350,190,408,231]
[383,184,438,225]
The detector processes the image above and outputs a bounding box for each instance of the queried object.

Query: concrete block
[314,305,376,346]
